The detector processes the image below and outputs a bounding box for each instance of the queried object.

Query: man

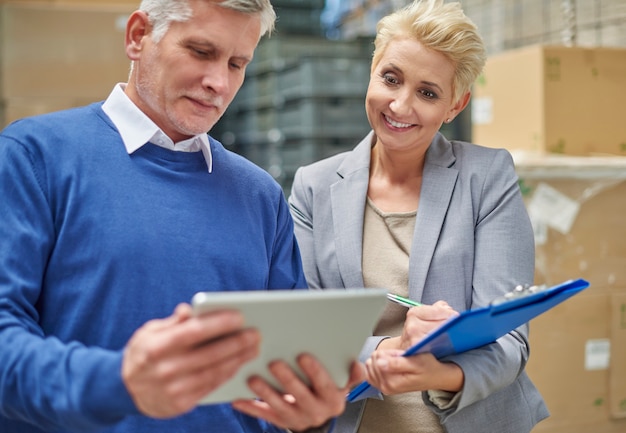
[0,1,361,432]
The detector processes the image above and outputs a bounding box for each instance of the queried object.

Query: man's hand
[231,355,365,431]
[122,303,260,418]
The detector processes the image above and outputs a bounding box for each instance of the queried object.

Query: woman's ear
[125,11,151,61]
[446,91,472,123]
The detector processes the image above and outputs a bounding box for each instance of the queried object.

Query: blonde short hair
[372,0,486,102]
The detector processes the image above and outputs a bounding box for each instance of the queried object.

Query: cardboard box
[0,96,94,128]
[472,45,626,156]
[515,153,626,289]
[528,293,626,433]
[515,154,626,432]
[609,293,626,420]
[0,2,134,101]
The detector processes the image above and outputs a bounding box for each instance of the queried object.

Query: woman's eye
[382,73,398,85]
[420,89,438,99]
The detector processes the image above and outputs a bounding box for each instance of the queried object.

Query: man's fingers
[122,306,262,418]
[153,327,261,381]
[155,338,261,411]
[346,360,366,389]
[136,308,247,361]
[239,354,345,430]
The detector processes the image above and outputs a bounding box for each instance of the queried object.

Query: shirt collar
[102,83,213,173]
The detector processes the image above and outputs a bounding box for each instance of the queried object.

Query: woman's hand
[366,300,463,395]
[365,350,464,395]
[377,300,458,352]
[399,300,458,350]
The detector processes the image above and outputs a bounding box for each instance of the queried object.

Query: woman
[288,0,548,432]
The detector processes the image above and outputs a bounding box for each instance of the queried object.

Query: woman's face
[366,37,462,153]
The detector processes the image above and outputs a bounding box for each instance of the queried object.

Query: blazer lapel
[328,132,458,294]
[409,133,458,299]
[330,133,374,289]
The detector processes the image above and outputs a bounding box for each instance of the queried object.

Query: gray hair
[373,0,486,102]
[139,0,276,43]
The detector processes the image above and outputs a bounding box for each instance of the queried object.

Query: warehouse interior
[1,1,625,432]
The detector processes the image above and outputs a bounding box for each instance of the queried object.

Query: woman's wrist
[375,336,400,351]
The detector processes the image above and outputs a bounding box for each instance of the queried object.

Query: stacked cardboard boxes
[0,1,135,128]
[475,52,626,433]
[271,0,325,36]
[472,45,626,156]
[515,154,626,433]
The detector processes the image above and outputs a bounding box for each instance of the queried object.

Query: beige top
[358,198,444,433]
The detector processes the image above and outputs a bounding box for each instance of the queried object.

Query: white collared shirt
[101,83,213,172]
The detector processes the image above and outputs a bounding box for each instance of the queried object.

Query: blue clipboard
[347,278,590,402]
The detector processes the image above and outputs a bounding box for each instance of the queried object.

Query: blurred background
[1,0,624,192]
[1,2,625,432]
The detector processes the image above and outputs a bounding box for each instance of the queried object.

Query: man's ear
[125,11,151,61]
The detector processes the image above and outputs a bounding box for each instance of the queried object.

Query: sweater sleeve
[268,189,308,290]
[0,134,138,431]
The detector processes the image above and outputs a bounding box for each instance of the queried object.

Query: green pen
[386,293,423,308]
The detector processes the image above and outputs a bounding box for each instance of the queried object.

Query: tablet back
[192,288,387,405]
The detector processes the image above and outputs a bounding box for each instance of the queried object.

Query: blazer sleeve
[427,149,536,418]
[289,167,323,289]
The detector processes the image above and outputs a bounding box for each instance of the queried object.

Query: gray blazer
[289,132,549,433]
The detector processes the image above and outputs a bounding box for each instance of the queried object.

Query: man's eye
[189,46,211,58]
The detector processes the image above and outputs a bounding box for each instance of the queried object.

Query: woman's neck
[367,144,426,213]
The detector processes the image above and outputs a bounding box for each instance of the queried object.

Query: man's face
[125,1,261,142]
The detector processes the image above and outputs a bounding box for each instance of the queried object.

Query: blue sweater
[0,103,307,433]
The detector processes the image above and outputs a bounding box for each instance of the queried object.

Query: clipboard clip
[490,284,547,307]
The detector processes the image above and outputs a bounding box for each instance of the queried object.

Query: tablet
[191,288,387,405]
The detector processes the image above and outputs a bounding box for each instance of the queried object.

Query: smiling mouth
[384,114,413,129]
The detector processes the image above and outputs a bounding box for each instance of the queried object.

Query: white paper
[471,97,493,125]
[527,182,580,235]
[585,338,611,370]
[529,214,548,246]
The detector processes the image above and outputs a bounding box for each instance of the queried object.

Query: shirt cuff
[427,389,463,410]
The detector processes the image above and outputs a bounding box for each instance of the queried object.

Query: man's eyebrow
[185,39,216,49]
[186,39,252,63]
